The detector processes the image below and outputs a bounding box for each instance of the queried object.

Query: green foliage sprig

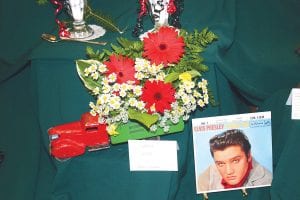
[86,38,143,61]
[176,28,218,73]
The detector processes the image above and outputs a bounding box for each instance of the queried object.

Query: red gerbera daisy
[143,26,185,66]
[104,55,138,84]
[140,80,176,114]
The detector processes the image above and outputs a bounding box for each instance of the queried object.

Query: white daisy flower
[91,72,99,80]
[108,73,117,83]
[98,63,107,73]
[198,99,205,108]
[128,98,137,107]
[133,86,142,96]
[92,87,100,95]
[136,101,146,110]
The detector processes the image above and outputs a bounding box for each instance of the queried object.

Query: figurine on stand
[132,0,184,37]
[64,0,94,39]
[49,0,106,40]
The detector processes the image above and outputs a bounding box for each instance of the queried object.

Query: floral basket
[76,26,217,143]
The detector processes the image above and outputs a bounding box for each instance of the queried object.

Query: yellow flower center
[179,72,192,82]
[107,124,119,136]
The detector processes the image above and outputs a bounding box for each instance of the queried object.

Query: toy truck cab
[48,112,110,160]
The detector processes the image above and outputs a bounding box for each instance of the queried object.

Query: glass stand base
[69,21,94,39]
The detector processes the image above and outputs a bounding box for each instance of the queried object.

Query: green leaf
[86,46,94,55]
[117,37,134,47]
[132,41,143,50]
[208,88,219,106]
[128,109,159,128]
[199,28,218,47]
[86,46,98,58]
[35,0,48,5]
[111,44,124,54]
[164,72,180,83]
[76,60,102,92]
[187,44,204,53]
[190,63,209,72]
[187,70,201,78]
[103,49,113,56]
[98,52,107,60]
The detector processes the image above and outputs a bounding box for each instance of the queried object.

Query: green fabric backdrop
[0,0,299,200]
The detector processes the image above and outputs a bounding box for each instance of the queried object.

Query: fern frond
[198,28,218,47]
[86,6,124,34]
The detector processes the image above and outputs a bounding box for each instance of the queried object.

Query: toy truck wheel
[87,143,110,152]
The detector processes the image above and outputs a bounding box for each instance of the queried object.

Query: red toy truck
[48,112,110,160]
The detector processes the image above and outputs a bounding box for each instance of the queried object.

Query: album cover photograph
[192,111,273,194]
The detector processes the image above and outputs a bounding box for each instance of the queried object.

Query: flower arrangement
[76,26,217,136]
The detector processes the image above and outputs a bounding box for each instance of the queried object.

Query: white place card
[128,140,178,171]
[291,89,300,120]
[286,88,300,120]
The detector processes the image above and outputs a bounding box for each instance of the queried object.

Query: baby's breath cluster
[84,60,145,131]
[134,58,166,81]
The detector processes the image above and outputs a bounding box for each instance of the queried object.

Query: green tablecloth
[259,89,300,200]
[1,0,300,199]
[31,59,241,200]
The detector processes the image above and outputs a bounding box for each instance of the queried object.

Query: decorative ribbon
[138,0,177,17]
[138,0,148,17]
[167,0,176,14]
[50,0,70,38]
